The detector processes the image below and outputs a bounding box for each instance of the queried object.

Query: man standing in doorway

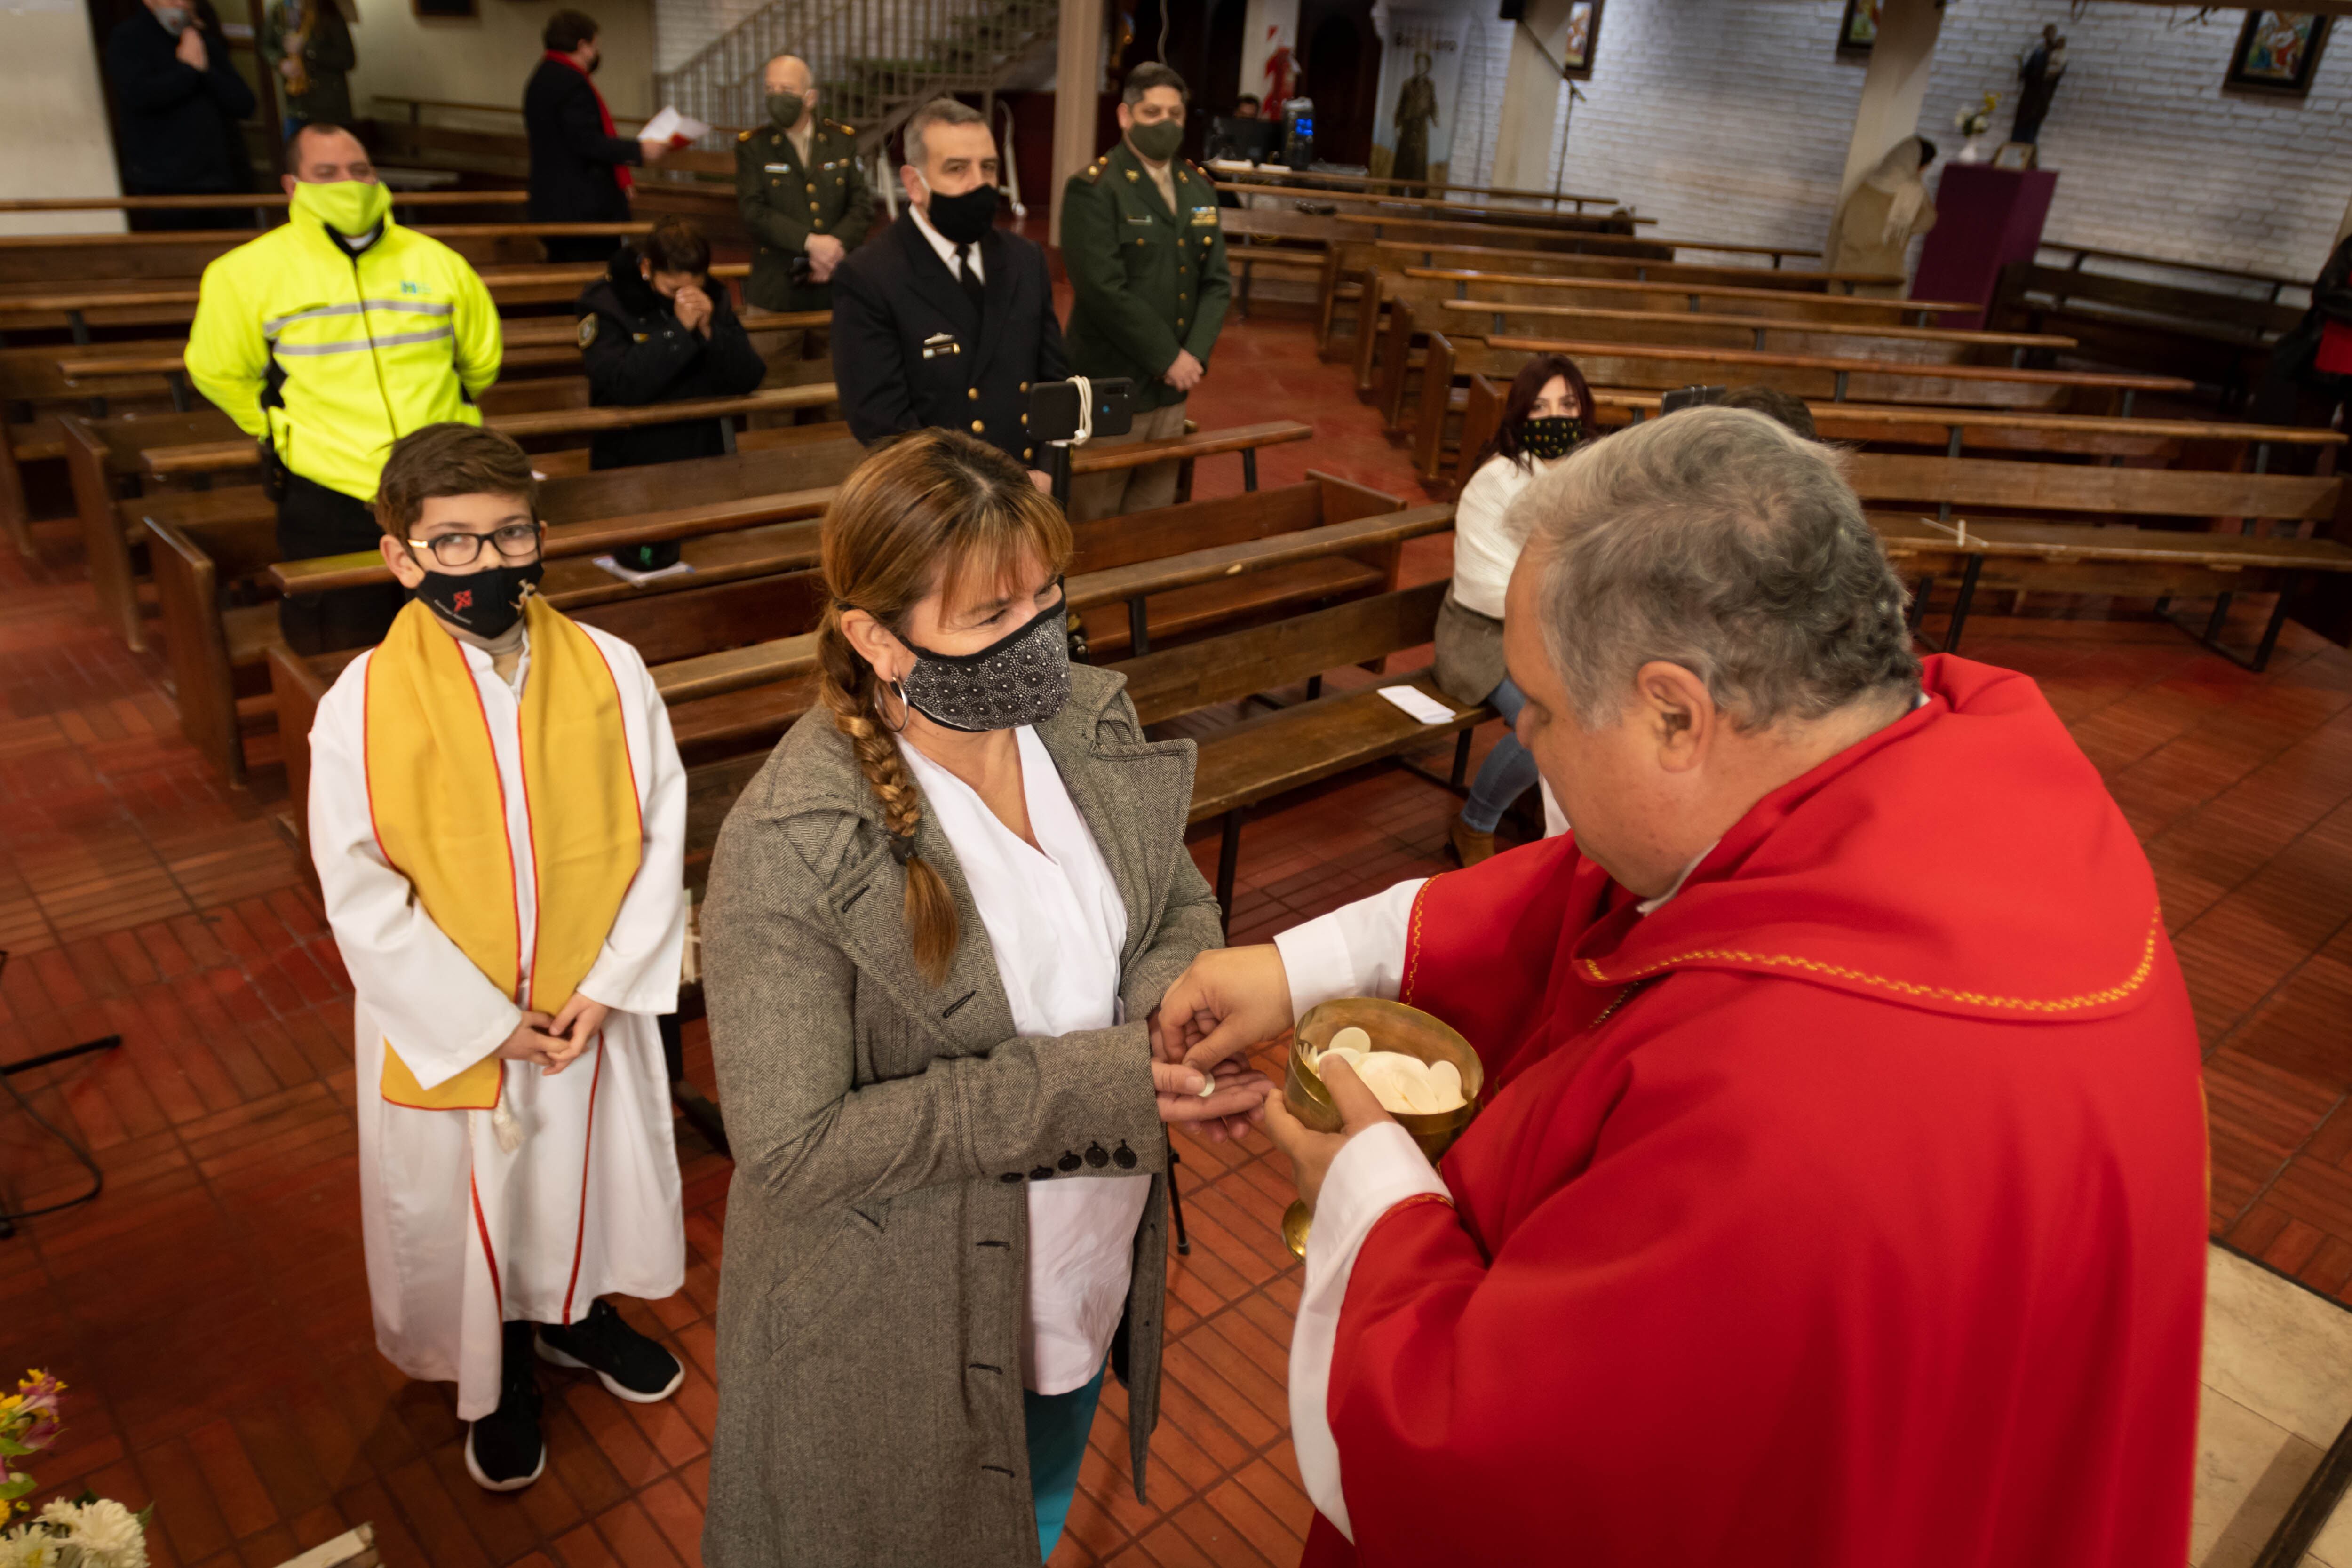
[186,123,501,653]
[524,10,670,263]
[735,52,872,387]
[1061,63,1232,521]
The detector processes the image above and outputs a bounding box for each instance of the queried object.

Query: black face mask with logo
[413,561,544,639]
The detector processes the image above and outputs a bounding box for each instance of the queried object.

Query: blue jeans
[1025,1362,1107,1561]
[1462,677,1539,834]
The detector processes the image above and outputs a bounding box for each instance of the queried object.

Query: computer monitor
[1205,115,1281,165]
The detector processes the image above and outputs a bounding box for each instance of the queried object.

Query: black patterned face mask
[897,584,1072,733]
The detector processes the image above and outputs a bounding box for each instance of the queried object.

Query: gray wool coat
[698,663,1224,1568]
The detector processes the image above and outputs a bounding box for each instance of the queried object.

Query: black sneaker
[535,1298,684,1404]
[464,1321,546,1492]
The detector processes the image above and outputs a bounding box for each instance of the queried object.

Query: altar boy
[309,423,690,1492]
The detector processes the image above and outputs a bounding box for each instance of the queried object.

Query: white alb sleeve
[1288,1121,1450,1541]
[1270,877,1426,1021]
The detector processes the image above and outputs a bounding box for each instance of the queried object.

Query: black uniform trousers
[276,472,405,655]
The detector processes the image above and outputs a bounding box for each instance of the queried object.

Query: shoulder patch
[576,314,598,348]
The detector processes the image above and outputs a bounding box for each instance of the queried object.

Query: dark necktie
[955,243,986,320]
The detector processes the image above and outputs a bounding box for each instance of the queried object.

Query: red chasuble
[1304,655,2205,1568]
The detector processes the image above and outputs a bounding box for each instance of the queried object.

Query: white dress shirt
[900,725,1150,1395]
[908,200,984,283]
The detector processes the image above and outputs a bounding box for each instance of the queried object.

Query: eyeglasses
[405,523,542,568]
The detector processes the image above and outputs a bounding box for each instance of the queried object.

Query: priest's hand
[1264,1054,1393,1215]
[542,995,611,1075]
[495,1010,565,1069]
[1153,945,1295,1075]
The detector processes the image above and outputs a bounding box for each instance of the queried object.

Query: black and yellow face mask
[1519,417,1586,462]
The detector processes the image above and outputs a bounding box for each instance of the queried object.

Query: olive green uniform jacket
[1060,142,1232,414]
[736,117,874,312]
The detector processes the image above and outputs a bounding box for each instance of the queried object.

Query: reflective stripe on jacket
[187,214,502,501]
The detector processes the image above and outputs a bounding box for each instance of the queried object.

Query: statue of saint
[1392,51,1440,187]
[2013,25,2067,145]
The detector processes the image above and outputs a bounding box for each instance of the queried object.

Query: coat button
[1112,1141,1137,1170]
[1018,381,1028,392]
[968,387,979,400]
[1029,1164,1054,1181]
[1020,413,1028,425]
[971,420,985,433]
[1058,1151,1082,1173]
[1024,446,1034,459]
[1084,1143,1109,1169]
[1000,1171,1024,1183]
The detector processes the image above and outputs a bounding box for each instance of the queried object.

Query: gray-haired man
[1152,407,2204,1563]
[828,98,1064,484]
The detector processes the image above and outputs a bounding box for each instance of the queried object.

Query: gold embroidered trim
[1400,874,1439,1006]
[1577,907,2163,1014]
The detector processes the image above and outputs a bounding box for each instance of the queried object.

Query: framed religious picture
[1992,140,2037,170]
[2224,11,2330,95]
[1559,0,1603,79]
[1836,0,1878,57]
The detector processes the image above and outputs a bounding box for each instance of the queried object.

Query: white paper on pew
[641,106,711,148]
[1378,685,1455,725]
[593,554,697,587]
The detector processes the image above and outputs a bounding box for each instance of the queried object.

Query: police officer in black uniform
[574,216,766,471]
[828,98,1064,485]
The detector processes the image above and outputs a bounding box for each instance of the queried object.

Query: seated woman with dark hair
[1435,352,1593,866]
[574,216,768,473]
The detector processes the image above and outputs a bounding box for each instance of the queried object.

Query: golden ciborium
[1280,997,1483,1258]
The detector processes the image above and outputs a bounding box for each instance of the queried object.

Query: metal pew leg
[2164,577,2300,672]
[1127,596,1150,657]
[1242,448,1258,492]
[1451,726,1473,788]
[1907,574,1936,635]
[1216,810,1242,926]
[1922,556,1984,655]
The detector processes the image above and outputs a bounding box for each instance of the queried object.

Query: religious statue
[2013,24,2068,145]
[1391,51,1439,187]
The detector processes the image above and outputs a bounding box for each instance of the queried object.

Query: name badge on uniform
[764,163,793,173]
[1190,205,1220,227]
[922,331,961,360]
[1125,215,1154,226]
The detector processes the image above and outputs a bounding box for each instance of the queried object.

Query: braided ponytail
[814,430,1073,986]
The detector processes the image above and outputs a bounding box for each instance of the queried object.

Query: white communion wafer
[1314,1040,1468,1115]
[1328,1026,1372,1054]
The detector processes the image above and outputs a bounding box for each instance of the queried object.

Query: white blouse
[899,725,1152,1396]
[1449,453,1544,620]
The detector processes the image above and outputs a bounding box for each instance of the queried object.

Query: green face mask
[293,177,391,239]
[767,93,805,131]
[1128,118,1184,162]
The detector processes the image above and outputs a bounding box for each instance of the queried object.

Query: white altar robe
[309,622,688,1420]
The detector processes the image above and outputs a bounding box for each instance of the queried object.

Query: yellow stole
[362,595,643,1110]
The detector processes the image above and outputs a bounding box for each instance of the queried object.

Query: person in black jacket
[576,217,767,474]
[525,10,666,263]
[106,0,258,230]
[828,98,1064,486]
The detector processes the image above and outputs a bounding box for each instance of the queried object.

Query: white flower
[0,1528,56,1568]
[32,1500,145,1568]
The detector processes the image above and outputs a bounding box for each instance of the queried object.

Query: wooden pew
[0,223,654,289]
[1402,324,2197,481]
[208,422,1317,785]
[69,384,836,648]
[1203,159,1619,213]
[268,474,1433,849]
[1448,383,2344,494]
[1321,239,1911,355]
[156,432,871,783]
[1990,259,2303,398]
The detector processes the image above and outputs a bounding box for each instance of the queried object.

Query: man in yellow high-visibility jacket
[188,122,502,652]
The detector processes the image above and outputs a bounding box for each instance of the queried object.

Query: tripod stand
[0,952,120,1239]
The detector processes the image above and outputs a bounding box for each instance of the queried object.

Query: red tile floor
[1,311,2350,1567]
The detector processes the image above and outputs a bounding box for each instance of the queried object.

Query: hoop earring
[877,680,913,735]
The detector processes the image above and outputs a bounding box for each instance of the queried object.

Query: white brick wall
[1446,0,2348,280]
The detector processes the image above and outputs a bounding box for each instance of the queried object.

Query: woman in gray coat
[699,430,1268,1567]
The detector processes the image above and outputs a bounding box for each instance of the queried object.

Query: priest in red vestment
[1155,406,2207,1568]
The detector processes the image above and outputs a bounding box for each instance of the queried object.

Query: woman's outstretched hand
[1147,1019,1275,1143]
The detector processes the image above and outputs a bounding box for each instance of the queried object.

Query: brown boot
[1448,814,1497,868]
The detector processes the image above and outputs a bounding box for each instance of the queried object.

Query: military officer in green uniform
[1061,63,1232,521]
[735,51,873,389]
